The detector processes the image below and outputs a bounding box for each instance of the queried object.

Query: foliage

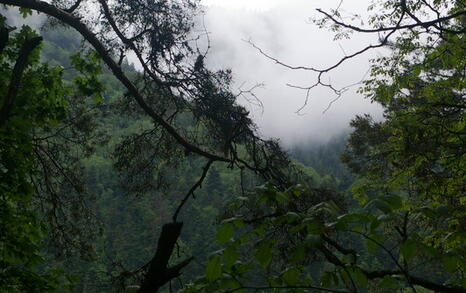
[1,0,464,292]
[290,134,354,191]
[344,0,465,263]
[0,0,315,289]
[0,18,71,292]
[0,10,110,291]
[185,0,466,292]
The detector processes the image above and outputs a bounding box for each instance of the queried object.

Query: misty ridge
[4,1,382,147]
[1,1,464,293]
[200,2,383,147]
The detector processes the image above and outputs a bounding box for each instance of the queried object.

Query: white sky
[200,0,383,146]
[202,0,288,11]
[4,1,383,147]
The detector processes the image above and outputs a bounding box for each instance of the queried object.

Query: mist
[2,6,43,28]
[2,1,384,147]
[201,0,384,147]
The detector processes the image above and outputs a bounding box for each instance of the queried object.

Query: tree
[182,1,466,292]
[0,1,307,292]
[0,17,71,292]
[2,0,464,292]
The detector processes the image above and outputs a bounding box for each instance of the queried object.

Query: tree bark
[138,222,192,293]
[0,35,42,126]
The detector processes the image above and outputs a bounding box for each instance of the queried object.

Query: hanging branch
[0,0,230,163]
[0,35,42,126]
[138,222,193,293]
[173,159,214,222]
[246,1,465,112]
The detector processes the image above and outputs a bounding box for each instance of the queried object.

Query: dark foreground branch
[316,8,466,34]
[224,285,350,293]
[0,0,230,163]
[0,35,42,126]
[318,239,466,293]
[173,159,214,222]
[138,222,192,293]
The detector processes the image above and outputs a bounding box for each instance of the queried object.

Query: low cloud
[2,1,384,147]
[202,0,384,147]
[2,6,44,28]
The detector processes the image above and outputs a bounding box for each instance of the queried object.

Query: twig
[173,159,214,222]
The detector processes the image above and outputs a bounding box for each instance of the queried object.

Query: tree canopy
[0,0,464,292]
[182,1,466,292]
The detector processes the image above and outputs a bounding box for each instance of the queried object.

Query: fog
[2,7,43,27]
[2,0,385,147]
[201,0,384,147]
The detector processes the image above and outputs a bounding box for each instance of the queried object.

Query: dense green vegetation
[0,18,70,292]
[0,0,465,292]
[183,1,466,292]
[0,17,330,291]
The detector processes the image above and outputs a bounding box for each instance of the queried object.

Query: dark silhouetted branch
[0,26,9,53]
[138,222,192,293]
[173,159,214,222]
[0,35,42,126]
[319,232,466,293]
[224,285,351,293]
[316,8,466,33]
[0,0,230,163]
[64,0,82,13]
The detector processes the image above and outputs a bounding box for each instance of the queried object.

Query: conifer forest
[0,0,465,292]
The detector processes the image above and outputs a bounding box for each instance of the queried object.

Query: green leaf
[305,234,322,247]
[312,201,341,217]
[218,277,242,291]
[351,267,368,288]
[93,94,104,104]
[369,219,382,232]
[366,239,378,252]
[415,206,436,218]
[19,8,33,18]
[442,255,458,273]
[223,246,237,267]
[320,272,334,288]
[418,243,438,258]
[381,195,403,210]
[291,244,306,263]
[222,217,244,228]
[305,219,322,234]
[282,267,300,285]
[206,256,222,282]
[379,275,398,289]
[289,223,306,234]
[285,212,301,222]
[255,243,273,268]
[351,180,370,204]
[400,240,417,260]
[217,223,233,244]
[275,191,289,203]
[365,198,393,214]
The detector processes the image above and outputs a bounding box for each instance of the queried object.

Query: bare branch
[224,285,351,293]
[319,234,466,293]
[138,222,193,293]
[0,35,42,126]
[173,159,214,222]
[316,8,466,34]
[0,26,9,53]
[0,0,230,163]
[64,0,82,13]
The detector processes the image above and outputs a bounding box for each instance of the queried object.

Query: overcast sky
[3,0,384,147]
[200,0,383,147]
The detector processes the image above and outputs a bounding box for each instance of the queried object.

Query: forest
[0,0,464,292]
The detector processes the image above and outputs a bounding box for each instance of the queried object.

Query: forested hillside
[0,1,464,293]
[13,23,331,291]
[290,134,353,192]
